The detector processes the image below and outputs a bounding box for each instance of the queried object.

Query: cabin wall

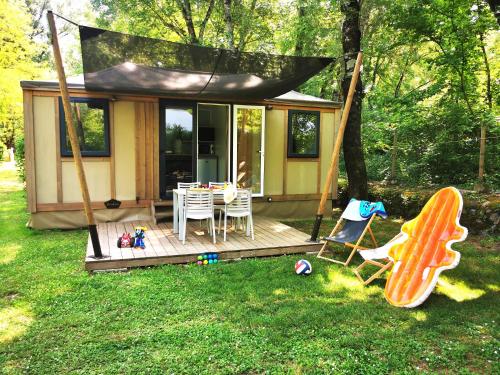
[262,108,339,199]
[23,88,340,228]
[24,89,155,229]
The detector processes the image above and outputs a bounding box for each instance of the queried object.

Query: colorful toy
[384,187,467,308]
[117,232,134,248]
[133,226,147,249]
[195,252,219,265]
[295,259,312,275]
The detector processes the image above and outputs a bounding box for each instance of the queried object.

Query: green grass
[0,162,498,374]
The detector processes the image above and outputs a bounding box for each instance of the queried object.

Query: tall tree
[340,0,368,198]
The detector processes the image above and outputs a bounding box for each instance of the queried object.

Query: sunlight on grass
[410,310,428,322]
[272,288,288,296]
[322,268,368,301]
[0,305,33,344]
[0,243,20,264]
[437,277,486,302]
[486,283,500,292]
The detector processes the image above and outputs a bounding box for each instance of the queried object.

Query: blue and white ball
[295,259,312,275]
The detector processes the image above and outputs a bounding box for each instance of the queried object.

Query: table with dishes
[172,187,227,240]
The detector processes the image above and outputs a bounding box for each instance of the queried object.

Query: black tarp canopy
[79,26,334,100]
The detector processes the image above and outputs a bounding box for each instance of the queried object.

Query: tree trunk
[340,0,368,199]
[177,0,198,44]
[476,32,492,192]
[223,0,235,50]
[295,0,306,56]
[389,127,398,182]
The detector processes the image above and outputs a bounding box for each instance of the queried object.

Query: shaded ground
[0,162,498,374]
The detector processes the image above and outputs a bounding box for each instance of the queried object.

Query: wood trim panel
[61,157,111,162]
[153,102,160,200]
[266,104,337,112]
[254,193,331,202]
[287,158,320,162]
[282,110,288,195]
[331,110,341,199]
[145,103,154,200]
[135,102,146,199]
[23,90,36,212]
[54,97,63,203]
[31,90,159,102]
[36,199,151,212]
[27,88,339,109]
[109,102,116,199]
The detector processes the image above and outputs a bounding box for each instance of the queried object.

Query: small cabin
[21,76,341,229]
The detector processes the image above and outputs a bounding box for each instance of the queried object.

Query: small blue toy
[133,226,147,249]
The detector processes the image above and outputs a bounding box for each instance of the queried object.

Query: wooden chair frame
[317,214,378,266]
[352,258,393,285]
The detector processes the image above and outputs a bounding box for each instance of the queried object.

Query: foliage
[361,0,499,188]
[0,163,498,373]
[0,0,40,151]
[336,180,499,234]
[14,136,25,182]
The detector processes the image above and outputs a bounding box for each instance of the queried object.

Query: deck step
[155,212,173,219]
[153,200,173,207]
[151,201,174,224]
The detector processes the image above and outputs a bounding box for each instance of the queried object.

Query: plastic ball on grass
[208,259,213,264]
[197,255,203,261]
[203,254,208,260]
[203,260,208,265]
[197,261,202,265]
[213,259,218,264]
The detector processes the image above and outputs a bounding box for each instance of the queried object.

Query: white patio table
[172,188,226,240]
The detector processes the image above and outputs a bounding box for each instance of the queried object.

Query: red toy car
[117,232,134,248]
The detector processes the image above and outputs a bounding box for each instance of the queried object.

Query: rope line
[52,12,80,27]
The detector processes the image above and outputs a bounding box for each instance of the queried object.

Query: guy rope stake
[309,51,363,242]
[47,11,103,258]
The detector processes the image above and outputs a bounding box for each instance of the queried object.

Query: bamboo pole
[309,51,363,242]
[47,11,103,258]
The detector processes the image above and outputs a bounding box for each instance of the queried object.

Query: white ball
[295,259,312,275]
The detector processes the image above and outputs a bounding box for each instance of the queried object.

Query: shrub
[14,136,25,182]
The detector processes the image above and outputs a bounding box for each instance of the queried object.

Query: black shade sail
[79,26,334,100]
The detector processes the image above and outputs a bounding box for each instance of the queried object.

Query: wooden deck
[85,217,321,271]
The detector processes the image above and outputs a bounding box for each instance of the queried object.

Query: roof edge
[20,80,341,108]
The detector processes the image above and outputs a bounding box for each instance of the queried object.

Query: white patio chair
[209,181,226,221]
[208,182,225,188]
[176,182,201,229]
[183,190,216,244]
[218,189,254,241]
[178,182,200,189]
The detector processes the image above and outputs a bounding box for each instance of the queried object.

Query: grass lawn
[0,162,498,374]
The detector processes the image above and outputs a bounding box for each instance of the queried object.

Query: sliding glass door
[159,102,196,199]
[233,105,265,196]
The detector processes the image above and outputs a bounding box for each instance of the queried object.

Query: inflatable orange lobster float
[384,187,468,308]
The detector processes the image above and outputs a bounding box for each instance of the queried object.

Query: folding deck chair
[352,235,402,285]
[353,187,468,294]
[317,199,382,266]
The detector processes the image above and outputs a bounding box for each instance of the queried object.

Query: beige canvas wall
[264,109,285,195]
[286,161,318,194]
[114,101,136,200]
[62,161,111,202]
[33,96,58,203]
[320,112,336,191]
